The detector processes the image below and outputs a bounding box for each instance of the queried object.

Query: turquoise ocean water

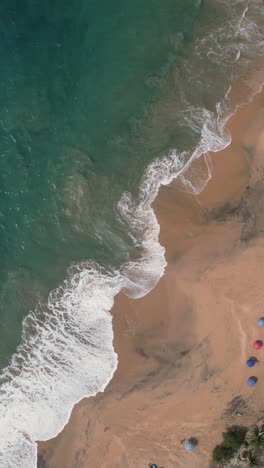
[0,1,263,466]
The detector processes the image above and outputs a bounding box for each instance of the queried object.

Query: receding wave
[0,0,264,467]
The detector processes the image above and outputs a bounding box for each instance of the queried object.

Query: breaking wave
[0,0,263,466]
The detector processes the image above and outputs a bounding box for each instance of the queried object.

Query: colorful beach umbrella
[184,438,196,452]
[253,340,263,350]
[246,358,255,368]
[257,318,264,327]
[247,377,257,387]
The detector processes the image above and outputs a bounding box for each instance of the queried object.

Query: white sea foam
[0,264,123,467]
[1,1,264,467]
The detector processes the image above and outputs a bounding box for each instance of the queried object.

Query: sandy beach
[38,87,264,468]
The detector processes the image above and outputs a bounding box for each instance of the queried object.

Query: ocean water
[0,0,263,466]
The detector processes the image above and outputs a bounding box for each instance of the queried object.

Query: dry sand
[38,88,264,468]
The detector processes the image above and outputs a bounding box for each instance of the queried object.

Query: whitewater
[0,0,264,466]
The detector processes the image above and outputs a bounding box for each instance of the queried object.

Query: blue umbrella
[247,377,257,387]
[246,358,255,368]
[257,317,264,327]
[184,438,196,452]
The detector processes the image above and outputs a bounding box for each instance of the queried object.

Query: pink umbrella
[253,340,263,350]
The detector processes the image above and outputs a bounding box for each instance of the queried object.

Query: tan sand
[38,89,264,468]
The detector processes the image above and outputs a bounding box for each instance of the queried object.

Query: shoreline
[38,86,264,468]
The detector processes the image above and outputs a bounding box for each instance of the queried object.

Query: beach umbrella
[184,438,196,452]
[247,377,257,387]
[253,340,263,350]
[257,318,264,327]
[246,358,255,368]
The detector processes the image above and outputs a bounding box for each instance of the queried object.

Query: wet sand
[38,88,264,468]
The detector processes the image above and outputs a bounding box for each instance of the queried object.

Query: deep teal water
[0,0,201,366]
[0,1,264,466]
[0,0,261,371]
